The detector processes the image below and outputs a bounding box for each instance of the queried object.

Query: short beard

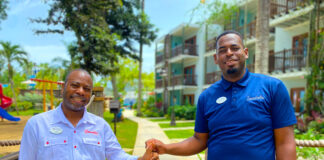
[227,68,238,74]
[63,101,85,112]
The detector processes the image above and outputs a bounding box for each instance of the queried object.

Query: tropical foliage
[0,41,28,114]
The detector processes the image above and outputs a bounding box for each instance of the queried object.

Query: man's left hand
[140,143,159,160]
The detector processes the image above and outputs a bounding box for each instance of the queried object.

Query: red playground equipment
[30,78,64,112]
[0,84,20,121]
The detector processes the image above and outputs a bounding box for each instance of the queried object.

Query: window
[183,94,194,105]
[184,65,195,85]
[290,88,305,112]
[292,33,308,56]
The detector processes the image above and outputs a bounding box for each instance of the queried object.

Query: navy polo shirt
[195,69,296,160]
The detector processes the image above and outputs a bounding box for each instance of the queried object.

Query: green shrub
[295,129,324,159]
[308,120,324,134]
[18,93,43,105]
[141,96,163,117]
[18,101,33,111]
[167,105,196,120]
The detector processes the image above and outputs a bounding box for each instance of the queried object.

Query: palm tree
[21,61,34,79]
[255,0,270,73]
[0,41,28,115]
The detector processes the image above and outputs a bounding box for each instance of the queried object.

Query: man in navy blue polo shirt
[146,30,297,159]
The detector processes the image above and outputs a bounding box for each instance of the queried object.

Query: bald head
[64,69,92,86]
[62,69,93,112]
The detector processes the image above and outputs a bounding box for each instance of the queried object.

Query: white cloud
[8,0,43,15]
[23,45,70,64]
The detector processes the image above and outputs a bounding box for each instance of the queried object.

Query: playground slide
[0,107,20,121]
[0,84,20,121]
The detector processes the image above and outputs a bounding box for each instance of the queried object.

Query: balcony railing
[205,71,222,84]
[170,74,197,86]
[155,79,163,89]
[270,0,308,18]
[237,21,256,39]
[156,54,164,64]
[171,44,197,58]
[269,48,306,73]
[206,38,216,53]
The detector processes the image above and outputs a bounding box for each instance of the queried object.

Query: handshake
[140,139,165,160]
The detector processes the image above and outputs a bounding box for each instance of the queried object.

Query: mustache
[223,57,239,64]
[71,94,86,101]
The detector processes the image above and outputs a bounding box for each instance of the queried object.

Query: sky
[0,0,201,73]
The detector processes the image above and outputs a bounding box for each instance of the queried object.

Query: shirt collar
[50,103,96,125]
[220,68,250,90]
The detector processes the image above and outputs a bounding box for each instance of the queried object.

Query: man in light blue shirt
[19,69,157,160]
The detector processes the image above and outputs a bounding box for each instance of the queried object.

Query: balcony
[171,44,197,58]
[156,54,164,64]
[270,0,309,18]
[206,38,216,53]
[155,79,163,89]
[205,71,222,84]
[170,74,197,86]
[269,48,306,73]
[237,21,256,39]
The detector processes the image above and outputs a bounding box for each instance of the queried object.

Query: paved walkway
[158,120,195,124]
[123,109,201,160]
[162,127,194,131]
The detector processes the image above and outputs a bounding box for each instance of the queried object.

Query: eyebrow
[70,81,92,88]
[218,44,240,49]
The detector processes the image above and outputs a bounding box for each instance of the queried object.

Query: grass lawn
[159,122,195,128]
[103,111,138,154]
[8,109,43,116]
[164,129,194,139]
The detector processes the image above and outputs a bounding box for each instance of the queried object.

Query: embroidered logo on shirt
[247,96,264,101]
[216,96,227,104]
[85,129,98,135]
[49,127,63,134]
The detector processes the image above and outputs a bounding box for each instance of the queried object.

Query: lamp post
[170,70,176,126]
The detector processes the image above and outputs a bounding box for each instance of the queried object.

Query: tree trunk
[137,40,143,116]
[305,0,321,114]
[255,0,270,74]
[8,64,19,115]
[137,0,144,116]
[111,74,119,100]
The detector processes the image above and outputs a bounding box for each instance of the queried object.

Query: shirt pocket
[43,136,69,160]
[82,137,104,159]
[83,137,102,147]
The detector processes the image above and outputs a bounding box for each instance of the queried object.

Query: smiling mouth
[225,59,238,66]
[70,95,86,103]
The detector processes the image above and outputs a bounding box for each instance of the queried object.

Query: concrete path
[162,127,194,131]
[157,120,195,124]
[123,109,201,160]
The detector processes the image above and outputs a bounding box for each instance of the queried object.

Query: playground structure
[30,78,64,112]
[0,84,20,122]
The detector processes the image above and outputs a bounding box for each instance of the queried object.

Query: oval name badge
[216,96,227,104]
[50,127,63,135]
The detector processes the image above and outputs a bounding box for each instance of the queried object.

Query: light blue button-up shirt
[19,104,138,160]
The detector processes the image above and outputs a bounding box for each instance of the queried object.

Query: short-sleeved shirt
[19,104,138,160]
[195,69,296,160]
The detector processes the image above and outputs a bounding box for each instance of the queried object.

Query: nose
[75,87,85,96]
[226,48,234,57]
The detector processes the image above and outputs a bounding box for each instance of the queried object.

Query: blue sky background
[0,0,200,73]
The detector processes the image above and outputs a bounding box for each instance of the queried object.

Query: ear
[213,54,219,64]
[243,48,249,59]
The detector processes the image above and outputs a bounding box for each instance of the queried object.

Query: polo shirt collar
[50,103,95,125]
[220,68,250,90]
